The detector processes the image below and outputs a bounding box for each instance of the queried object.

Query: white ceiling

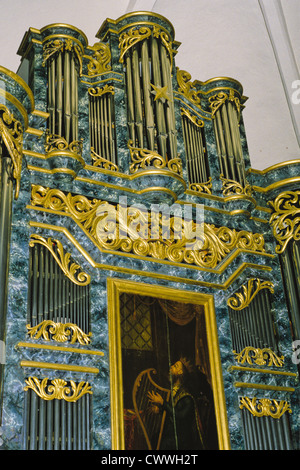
[0,0,299,170]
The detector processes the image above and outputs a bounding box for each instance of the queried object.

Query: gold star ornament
[150,84,171,103]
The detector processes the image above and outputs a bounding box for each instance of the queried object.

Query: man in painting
[148,357,212,450]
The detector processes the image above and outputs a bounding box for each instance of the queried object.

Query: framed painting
[107,278,230,450]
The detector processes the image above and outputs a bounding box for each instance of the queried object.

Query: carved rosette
[239,397,292,419]
[268,191,300,254]
[24,377,92,402]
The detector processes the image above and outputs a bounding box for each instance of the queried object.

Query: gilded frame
[107,278,230,450]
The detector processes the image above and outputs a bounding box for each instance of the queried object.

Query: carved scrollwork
[189,177,212,195]
[91,148,118,172]
[44,131,83,156]
[88,84,114,97]
[209,89,241,120]
[86,42,111,76]
[0,104,23,199]
[24,377,92,402]
[42,38,83,75]
[119,26,152,63]
[268,191,300,254]
[29,234,91,286]
[26,320,92,345]
[30,185,267,270]
[220,175,252,197]
[227,278,274,311]
[176,69,201,107]
[239,396,292,419]
[233,346,284,367]
[128,140,182,176]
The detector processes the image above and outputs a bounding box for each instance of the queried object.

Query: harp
[132,368,170,450]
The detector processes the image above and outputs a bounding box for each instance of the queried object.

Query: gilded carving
[86,42,111,76]
[26,320,92,345]
[44,131,83,156]
[119,26,152,63]
[0,104,23,199]
[227,278,274,310]
[30,185,266,270]
[189,177,212,195]
[209,89,241,119]
[29,234,91,286]
[268,191,300,253]
[128,140,182,176]
[239,396,292,419]
[91,148,118,172]
[88,84,114,97]
[24,377,92,402]
[233,347,284,367]
[42,38,83,75]
[176,69,201,107]
[220,175,252,197]
[181,108,204,128]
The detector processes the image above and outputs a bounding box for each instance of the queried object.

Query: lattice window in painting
[120,293,153,351]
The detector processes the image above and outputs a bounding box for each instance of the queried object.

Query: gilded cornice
[29,185,268,272]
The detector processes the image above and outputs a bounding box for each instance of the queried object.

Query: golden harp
[132,368,171,450]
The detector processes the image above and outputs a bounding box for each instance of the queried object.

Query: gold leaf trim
[29,234,91,286]
[44,132,83,156]
[86,42,111,76]
[176,69,201,107]
[128,140,182,176]
[227,278,274,310]
[119,26,152,63]
[268,191,300,254]
[91,148,118,172]
[181,107,204,127]
[209,89,241,119]
[233,347,284,367]
[189,177,212,195]
[88,84,114,97]
[30,185,266,270]
[26,320,92,345]
[0,104,23,199]
[239,396,292,419]
[42,38,83,75]
[24,377,92,402]
[220,175,252,197]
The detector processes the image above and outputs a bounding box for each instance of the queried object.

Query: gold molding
[234,382,295,392]
[29,234,91,286]
[229,365,297,377]
[28,220,273,289]
[268,190,300,253]
[239,397,292,419]
[24,376,93,402]
[233,347,284,367]
[107,278,231,450]
[17,341,104,357]
[30,185,267,271]
[26,320,92,345]
[21,360,99,374]
[227,278,274,310]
